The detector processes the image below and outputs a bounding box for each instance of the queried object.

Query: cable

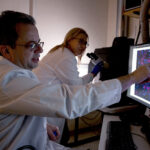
[135,23,141,45]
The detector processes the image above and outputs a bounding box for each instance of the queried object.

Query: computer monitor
[127,44,150,108]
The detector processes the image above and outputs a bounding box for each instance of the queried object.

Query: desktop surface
[98,114,150,150]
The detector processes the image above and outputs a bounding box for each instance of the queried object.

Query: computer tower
[90,37,135,108]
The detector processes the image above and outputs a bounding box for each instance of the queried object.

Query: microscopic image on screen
[128,44,150,108]
[135,49,150,101]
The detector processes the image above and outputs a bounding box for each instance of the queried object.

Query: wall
[127,16,150,44]
[127,17,150,44]
[106,0,118,46]
[33,0,109,64]
[123,3,150,44]
[0,0,119,64]
[0,0,30,14]
[128,17,141,43]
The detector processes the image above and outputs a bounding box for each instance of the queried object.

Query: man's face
[9,23,43,70]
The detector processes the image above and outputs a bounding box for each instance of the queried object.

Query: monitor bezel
[127,44,150,108]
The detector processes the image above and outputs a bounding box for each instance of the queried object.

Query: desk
[98,114,150,150]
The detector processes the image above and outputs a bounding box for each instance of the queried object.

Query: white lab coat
[0,56,121,150]
[36,47,94,85]
[34,47,94,140]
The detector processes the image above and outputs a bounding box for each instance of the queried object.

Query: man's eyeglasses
[74,38,89,47]
[16,41,44,50]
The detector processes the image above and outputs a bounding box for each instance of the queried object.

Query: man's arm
[1,64,150,119]
[118,64,150,92]
[0,69,121,118]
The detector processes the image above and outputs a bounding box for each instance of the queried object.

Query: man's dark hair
[0,10,36,51]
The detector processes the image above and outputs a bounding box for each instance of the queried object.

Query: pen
[53,131,57,136]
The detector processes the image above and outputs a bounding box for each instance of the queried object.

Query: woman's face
[68,33,88,56]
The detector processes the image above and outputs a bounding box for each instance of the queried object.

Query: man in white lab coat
[0,10,150,150]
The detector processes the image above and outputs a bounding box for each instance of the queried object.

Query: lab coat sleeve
[55,56,93,85]
[0,69,122,119]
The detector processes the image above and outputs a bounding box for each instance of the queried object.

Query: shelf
[123,7,150,18]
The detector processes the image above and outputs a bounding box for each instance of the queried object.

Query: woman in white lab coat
[34,27,103,143]
[39,28,103,85]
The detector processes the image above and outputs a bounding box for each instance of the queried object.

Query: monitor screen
[127,44,150,108]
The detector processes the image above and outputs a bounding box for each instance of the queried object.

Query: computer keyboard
[141,116,150,144]
[105,121,136,150]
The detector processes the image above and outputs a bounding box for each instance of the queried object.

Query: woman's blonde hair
[49,27,88,53]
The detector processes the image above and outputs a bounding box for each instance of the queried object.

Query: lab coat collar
[0,56,20,69]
